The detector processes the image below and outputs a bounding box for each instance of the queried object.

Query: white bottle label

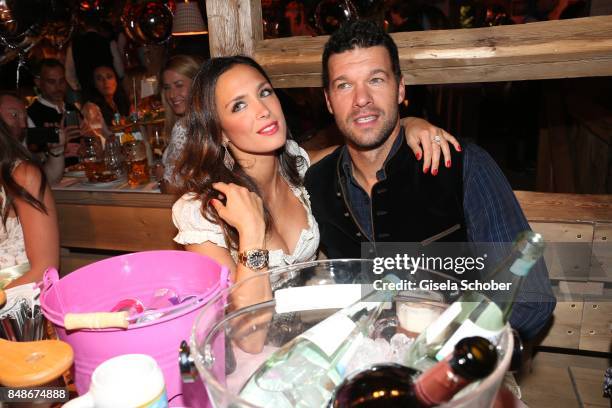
[274,284,363,314]
[434,317,503,361]
[509,258,535,276]
[425,302,461,344]
[299,313,357,357]
[298,302,377,357]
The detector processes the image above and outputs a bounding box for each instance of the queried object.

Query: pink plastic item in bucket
[40,250,230,408]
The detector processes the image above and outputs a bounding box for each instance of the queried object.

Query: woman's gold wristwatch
[237,249,269,270]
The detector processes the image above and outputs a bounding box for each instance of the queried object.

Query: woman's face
[215,64,286,157]
[162,69,193,116]
[93,66,117,97]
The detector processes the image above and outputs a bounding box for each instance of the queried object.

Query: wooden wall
[205,0,612,88]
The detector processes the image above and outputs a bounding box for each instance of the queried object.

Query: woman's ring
[433,134,442,144]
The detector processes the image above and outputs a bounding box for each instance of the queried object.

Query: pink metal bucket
[40,250,230,408]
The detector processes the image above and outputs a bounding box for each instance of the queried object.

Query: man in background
[28,59,82,167]
[0,92,66,183]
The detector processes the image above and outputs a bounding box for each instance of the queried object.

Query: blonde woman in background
[159,54,204,193]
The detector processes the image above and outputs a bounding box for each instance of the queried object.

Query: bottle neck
[413,359,470,406]
[486,249,536,321]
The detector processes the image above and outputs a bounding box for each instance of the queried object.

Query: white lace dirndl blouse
[0,161,30,287]
[171,140,319,268]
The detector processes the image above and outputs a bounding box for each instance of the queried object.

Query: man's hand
[44,121,67,158]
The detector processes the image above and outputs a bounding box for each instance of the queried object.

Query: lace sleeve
[285,140,310,177]
[172,194,228,248]
[163,122,188,184]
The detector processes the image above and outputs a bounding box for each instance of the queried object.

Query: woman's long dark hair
[0,119,47,224]
[85,65,130,125]
[175,56,303,251]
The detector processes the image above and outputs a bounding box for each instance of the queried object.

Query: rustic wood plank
[52,190,176,208]
[590,223,612,283]
[592,0,612,16]
[528,351,610,370]
[60,252,114,276]
[520,362,580,408]
[251,16,612,87]
[520,352,609,408]
[558,281,604,296]
[515,191,612,223]
[536,123,554,192]
[568,366,609,407]
[540,300,583,349]
[206,0,263,57]
[579,300,612,353]
[542,82,576,193]
[529,222,593,281]
[57,204,177,252]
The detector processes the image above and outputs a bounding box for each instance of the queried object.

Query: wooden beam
[515,190,612,223]
[53,190,175,208]
[206,0,263,57]
[252,16,612,88]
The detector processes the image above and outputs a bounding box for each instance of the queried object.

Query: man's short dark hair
[322,20,401,89]
[36,59,65,77]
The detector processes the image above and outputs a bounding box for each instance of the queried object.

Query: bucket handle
[39,268,67,324]
[41,267,59,293]
[220,266,231,289]
[64,312,129,330]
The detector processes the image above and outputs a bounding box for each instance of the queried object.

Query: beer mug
[80,136,105,183]
[123,140,150,186]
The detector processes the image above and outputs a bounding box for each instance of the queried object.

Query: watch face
[247,250,268,269]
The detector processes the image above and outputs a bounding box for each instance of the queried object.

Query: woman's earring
[223,143,235,171]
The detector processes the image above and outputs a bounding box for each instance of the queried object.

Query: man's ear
[323,88,334,115]
[34,76,41,90]
[397,75,405,105]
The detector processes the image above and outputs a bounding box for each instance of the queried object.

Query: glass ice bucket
[190,259,513,408]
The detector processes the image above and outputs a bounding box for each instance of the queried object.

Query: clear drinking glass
[150,128,167,163]
[104,134,126,178]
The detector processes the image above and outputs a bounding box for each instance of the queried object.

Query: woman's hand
[210,182,266,249]
[399,117,461,176]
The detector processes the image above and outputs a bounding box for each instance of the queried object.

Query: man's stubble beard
[340,103,399,151]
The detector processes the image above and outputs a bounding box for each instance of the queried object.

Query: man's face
[324,46,405,150]
[0,95,27,141]
[36,66,67,105]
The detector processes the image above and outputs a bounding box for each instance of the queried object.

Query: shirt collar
[36,96,64,113]
[340,126,405,182]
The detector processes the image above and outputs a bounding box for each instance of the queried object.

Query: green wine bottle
[405,231,545,370]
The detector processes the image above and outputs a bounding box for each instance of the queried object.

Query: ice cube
[344,337,392,375]
[389,332,414,363]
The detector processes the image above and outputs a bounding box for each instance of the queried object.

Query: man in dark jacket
[304,20,555,340]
